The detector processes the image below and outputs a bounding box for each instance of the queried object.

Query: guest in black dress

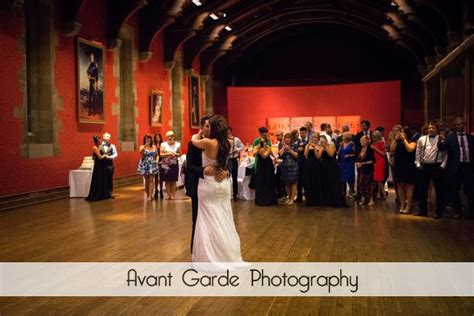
[86,136,111,201]
[319,137,347,208]
[153,133,164,199]
[390,126,417,213]
[253,134,277,206]
[356,136,376,205]
[304,133,323,206]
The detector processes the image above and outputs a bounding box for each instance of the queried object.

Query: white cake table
[69,169,93,198]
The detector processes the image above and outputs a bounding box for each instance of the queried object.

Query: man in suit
[100,133,118,197]
[185,115,228,253]
[295,126,308,202]
[354,120,372,153]
[438,117,474,219]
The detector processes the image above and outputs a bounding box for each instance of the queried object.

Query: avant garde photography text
[126,268,359,294]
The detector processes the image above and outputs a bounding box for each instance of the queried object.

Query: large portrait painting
[77,38,105,124]
[189,75,200,128]
[150,90,163,127]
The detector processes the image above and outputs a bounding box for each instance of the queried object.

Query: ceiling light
[225,26,232,31]
[390,1,397,6]
[192,0,202,6]
[209,13,219,20]
[223,13,227,18]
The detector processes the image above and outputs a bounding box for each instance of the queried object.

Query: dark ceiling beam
[414,0,463,49]
[182,0,265,70]
[138,0,186,62]
[106,0,148,49]
[183,24,226,69]
[465,0,474,34]
[0,0,14,10]
[163,0,234,65]
[200,35,237,75]
[60,0,85,36]
[236,19,387,52]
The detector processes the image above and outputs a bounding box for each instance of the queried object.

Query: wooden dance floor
[1,184,473,314]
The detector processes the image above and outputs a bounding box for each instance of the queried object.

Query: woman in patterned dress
[279,133,299,205]
[137,134,159,201]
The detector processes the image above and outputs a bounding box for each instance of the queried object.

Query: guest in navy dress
[337,132,355,198]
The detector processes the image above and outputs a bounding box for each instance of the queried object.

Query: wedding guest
[101,132,118,197]
[320,123,333,144]
[279,133,299,205]
[304,133,323,206]
[354,120,371,153]
[388,125,402,203]
[253,128,277,206]
[275,130,287,200]
[371,131,387,200]
[153,133,164,199]
[227,127,245,201]
[305,121,314,139]
[320,137,347,207]
[390,126,417,213]
[338,132,355,198]
[357,136,375,205]
[137,135,160,201]
[295,127,309,202]
[415,122,447,218]
[336,124,351,150]
[160,131,182,200]
[438,117,474,219]
[86,136,111,201]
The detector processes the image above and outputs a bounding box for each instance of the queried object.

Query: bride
[191,115,247,270]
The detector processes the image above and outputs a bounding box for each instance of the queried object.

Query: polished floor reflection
[1,184,473,314]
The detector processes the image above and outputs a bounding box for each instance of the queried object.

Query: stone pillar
[170,52,184,141]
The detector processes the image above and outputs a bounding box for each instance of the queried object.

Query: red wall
[0,0,202,196]
[227,81,401,144]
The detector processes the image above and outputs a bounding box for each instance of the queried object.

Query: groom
[185,115,228,253]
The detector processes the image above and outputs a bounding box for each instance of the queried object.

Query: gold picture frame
[77,38,105,124]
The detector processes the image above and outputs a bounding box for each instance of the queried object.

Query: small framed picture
[77,38,105,124]
[150,90,163,127]
[189,75,200,128]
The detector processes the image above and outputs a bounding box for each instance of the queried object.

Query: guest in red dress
[371,131,387,200]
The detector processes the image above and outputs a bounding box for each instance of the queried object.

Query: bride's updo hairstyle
[209,115,230,169]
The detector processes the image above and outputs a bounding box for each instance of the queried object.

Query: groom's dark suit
[185,141,204,253]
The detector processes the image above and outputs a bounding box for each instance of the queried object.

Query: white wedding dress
[192,152,247,271]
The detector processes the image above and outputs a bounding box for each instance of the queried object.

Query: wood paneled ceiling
[40,0,474,75]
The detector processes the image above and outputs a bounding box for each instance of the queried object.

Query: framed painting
[336,115,361,134]
[150,90,163,127]
[313,116,337,132]
[290,117,312,131]
[77,38,105,124]
[189,75,200,128]
[267,117,290,144]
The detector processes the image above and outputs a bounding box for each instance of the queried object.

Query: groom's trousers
[190,196,198,253]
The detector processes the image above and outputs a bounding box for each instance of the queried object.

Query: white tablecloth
[237,159,255,200]
[69,169,92,198]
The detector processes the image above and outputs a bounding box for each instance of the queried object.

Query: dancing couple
[185,115,247,271]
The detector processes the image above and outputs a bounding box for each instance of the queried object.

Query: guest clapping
[279,133,299,205]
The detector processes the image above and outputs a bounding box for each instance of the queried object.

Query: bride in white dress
[191,116,247,270]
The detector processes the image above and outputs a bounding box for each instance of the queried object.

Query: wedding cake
[79,156,95,170]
